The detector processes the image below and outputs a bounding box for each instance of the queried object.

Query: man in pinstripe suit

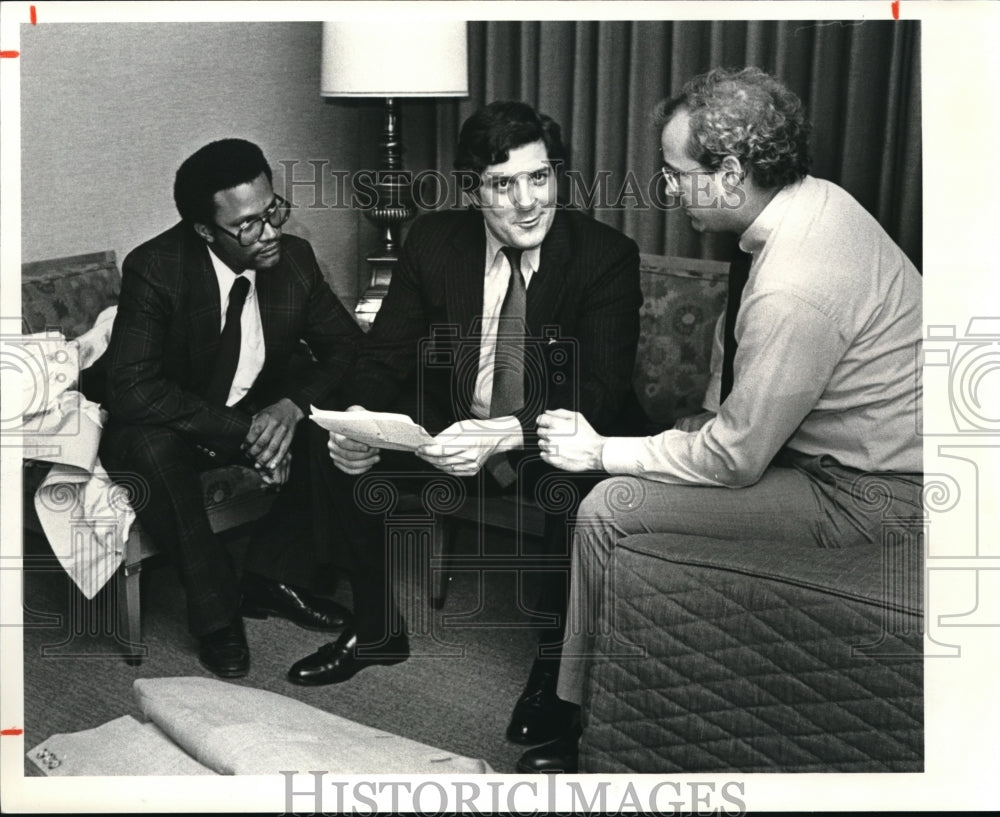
[289,102,643,749]
[100,139,362,678]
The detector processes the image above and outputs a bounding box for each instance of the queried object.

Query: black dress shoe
[506,658,578,744]
[287,628,409,686]
[198,618,249,678]
[516,730,580,773]
[240,571,353,632]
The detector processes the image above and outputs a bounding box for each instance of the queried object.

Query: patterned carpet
[21,523,553,775]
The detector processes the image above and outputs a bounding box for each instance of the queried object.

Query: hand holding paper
[311,405,435,451]
[417,417,523,476]
[310,405,436,476]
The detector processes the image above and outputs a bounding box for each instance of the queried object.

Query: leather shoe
[287,628,409,686]
[506,658,578,744]
[240,571,352,632]
[516,730,581,773]
[198,617,249,678]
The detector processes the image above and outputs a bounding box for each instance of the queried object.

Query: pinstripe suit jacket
[105,222,362,459]
[343,207,642,443]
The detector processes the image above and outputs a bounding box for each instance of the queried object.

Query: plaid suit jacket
[105,221,362,459]
[342,208,642,443]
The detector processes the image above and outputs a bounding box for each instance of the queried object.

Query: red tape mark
[892,0,900,19]
[1,728,24,736]
[0,51,20,58]
[30,5,37,24]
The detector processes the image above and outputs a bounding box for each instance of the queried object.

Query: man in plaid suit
[100,139,362,678]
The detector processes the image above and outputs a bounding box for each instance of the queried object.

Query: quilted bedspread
[579,533,923,773]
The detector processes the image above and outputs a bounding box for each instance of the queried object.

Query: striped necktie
[486,246,526,488]
[489,246,527,417]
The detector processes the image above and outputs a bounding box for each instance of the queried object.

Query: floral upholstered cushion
[21,251,121,340]
[634,256,729,428]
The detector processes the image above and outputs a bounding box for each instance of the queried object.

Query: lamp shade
[321,21,468,97]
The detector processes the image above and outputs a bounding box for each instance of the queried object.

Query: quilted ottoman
[579,533,923,773]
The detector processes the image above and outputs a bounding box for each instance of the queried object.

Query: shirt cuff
[514,411,539,447]
[600,436,652,474]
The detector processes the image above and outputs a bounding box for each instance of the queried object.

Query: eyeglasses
[215,195,291,246]
[660,164,704,190]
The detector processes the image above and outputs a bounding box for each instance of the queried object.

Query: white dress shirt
[208,248,266,407]
[469,228,541,419]
[602,175,923,485]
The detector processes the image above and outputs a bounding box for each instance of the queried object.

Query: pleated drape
[407,20,921,269]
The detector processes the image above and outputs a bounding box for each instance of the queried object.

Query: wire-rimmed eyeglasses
[660,164,704,191]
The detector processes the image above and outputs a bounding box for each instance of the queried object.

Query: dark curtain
[401,20,921,270]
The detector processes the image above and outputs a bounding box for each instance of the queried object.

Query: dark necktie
[206,274,250,406]
[720,249,752,403]
[487,246,525,488]
[489,246,527,417]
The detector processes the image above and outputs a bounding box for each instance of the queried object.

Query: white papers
[310,406,434,452]
[27,715,215,776]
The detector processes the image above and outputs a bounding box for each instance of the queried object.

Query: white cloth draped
[20,306,136,599]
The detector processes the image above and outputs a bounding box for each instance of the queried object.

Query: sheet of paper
[310,406,434,452]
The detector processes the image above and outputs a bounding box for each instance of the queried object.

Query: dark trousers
[100,420,321,636]
[308,420,602,655]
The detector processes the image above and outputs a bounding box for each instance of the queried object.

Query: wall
[20,22,363,306]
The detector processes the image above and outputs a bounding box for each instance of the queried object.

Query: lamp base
[354,253,397,330]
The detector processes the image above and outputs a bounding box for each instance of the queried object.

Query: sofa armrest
[21,251,121,340]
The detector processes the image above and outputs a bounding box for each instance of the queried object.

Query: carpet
[21,523,549,776]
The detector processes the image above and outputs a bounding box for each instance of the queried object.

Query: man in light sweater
[516,67,923,773]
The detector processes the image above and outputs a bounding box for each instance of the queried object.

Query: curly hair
[174,138,273,225]
[654,67,811,189]
[454,100,566,189]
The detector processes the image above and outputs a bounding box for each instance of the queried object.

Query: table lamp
[321,21,469,326]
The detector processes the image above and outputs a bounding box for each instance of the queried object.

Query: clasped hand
[536,409,606,472]
[243,397,303,486]
[256,451,291,487]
